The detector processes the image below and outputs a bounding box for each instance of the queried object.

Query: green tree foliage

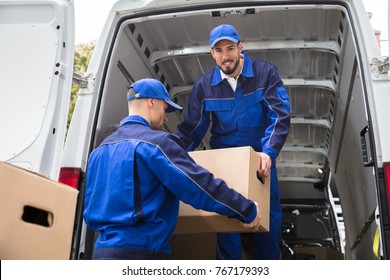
[67,41,96,132]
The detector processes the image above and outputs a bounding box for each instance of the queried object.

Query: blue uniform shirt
[177,52,290,162]
[83,115,257,256]
[177,52,291,260]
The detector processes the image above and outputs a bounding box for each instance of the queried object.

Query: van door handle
[360,125,374,167]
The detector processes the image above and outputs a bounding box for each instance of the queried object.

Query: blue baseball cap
[127,78,182,112]
[209,24,240,48]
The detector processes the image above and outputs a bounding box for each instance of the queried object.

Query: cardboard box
[0,162,79,260]
[170,233,217,260]
[293,246,344,260]
[174,146,270,234]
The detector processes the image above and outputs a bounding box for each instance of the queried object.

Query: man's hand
[237,202,261,232]
[257,152,271,177]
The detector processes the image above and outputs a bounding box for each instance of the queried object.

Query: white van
[1,0,389,260]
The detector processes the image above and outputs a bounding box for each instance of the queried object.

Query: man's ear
[236,42,243,55]
[147,98,155,108]
[210,48,216,60]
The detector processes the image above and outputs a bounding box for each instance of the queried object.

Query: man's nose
[222,50,230,60]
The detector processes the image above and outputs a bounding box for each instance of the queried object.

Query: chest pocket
[204,99,237,133]
[244,90,265,128]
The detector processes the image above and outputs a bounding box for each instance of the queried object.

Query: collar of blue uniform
[120,115,151,128]
[211,51,254,87]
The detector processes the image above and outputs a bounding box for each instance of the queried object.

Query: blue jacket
[83,115,257,255]
[177,52,290,161]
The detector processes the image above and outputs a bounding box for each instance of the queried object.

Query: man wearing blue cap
[177,25,291,260]
[83,78,261,260]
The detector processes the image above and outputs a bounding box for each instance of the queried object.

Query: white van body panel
[66,0,390,259]
[352,1,390,164]
[60,11,117,170]
[0,0,74,179]
[1,0,389,260]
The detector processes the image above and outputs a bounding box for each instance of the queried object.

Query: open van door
[0,0,75,180]
[388,0,390,57]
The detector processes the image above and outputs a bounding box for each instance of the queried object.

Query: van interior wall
[93,3,378,259]
[93,33,138,146]
[329,22,377,259]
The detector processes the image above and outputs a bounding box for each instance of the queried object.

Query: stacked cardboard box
[0,162,79,260]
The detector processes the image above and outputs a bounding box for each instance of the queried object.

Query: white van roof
[111,0,353,12]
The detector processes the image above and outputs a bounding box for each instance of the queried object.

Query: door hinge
[370,57,389,78]
[72,72,88,88]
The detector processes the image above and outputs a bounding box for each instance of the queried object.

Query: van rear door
[0,0,74,180]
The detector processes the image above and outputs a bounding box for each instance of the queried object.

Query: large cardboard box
[293,246,344,260]
[171,233,217,260]
[0,162,79,260]
[174,146,270,234]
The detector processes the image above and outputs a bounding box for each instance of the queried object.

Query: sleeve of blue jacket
[176,76,211,151]
[139,133,257,224]
[258,61,291,160]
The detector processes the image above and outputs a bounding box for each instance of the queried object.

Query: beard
[220,58,240,76]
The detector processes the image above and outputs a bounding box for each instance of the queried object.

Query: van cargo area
[66,0,390,260]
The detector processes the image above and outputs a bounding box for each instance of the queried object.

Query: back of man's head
[127,78,182,112]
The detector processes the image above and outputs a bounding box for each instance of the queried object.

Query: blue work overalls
[84,115,257,259]
[177,52,291,259]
